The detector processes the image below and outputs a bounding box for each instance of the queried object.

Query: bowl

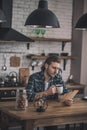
[60,52,68,56]
[48,53,59,56]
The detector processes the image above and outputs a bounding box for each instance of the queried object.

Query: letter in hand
[60,90,79,106]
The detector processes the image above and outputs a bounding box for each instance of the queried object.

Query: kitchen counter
[0,101,21,129]
[0,87,25,102]
[67,83,86,89]
[0,86,25,90]
[1,98,87,130]
[0,83,85,90]
[0,84,85,102]
[66,83,86,95]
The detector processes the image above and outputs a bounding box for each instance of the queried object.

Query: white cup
[56,84,63,94]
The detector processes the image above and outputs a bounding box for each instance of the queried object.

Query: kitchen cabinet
[0,87,25,101]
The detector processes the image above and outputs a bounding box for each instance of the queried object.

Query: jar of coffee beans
[15,88,28,110]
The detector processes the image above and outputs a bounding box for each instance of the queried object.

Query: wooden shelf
[0,87,25,91]
[27,55,75,60]
[30,37,71,51]
[27,55,75,70]
[27,37,73,70]
[30,37,71,42]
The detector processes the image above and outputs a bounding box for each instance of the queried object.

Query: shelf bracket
[62,41,66,51]
[63,59,68,70]
[27,43,30,50]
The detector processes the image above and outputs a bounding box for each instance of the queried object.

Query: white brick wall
[0,0,73,82]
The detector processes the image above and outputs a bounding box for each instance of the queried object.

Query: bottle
[15,89,28,110]
[66,75,74,84]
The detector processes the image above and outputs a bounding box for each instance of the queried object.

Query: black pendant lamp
[75,13,87,30]
[0,9,6,23]
[25,0,60,28]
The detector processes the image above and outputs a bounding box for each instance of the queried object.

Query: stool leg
[37,127,39,130]
[65,124,70,130]
[80,123,84,130]
[85,123,87,130]
[73,124,76,130]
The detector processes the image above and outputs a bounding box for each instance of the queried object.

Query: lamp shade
[0,9,6,23]
[75,13,87,30]
[25,0,60,28]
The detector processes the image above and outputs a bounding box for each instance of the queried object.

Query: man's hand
[63,99,73,106]
[47,85,57,95]
[35,85,57,100]
[35,91,47,100]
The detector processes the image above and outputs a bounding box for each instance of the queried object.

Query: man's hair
[41,55,60,71]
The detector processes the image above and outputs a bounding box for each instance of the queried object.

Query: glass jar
[34,98,48,112]
[15,88,28,110]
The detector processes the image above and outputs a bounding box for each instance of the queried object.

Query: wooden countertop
[0,84,86,91]
[0,87,25,90]
[0,97,86,110]
[1,98,87,130]
[0,101,15,108]
[0,98,86,119]
[66,83,86,89]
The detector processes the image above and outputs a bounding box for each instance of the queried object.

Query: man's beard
[46,68,55,78]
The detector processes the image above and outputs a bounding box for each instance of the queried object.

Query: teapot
[9,71,18,83]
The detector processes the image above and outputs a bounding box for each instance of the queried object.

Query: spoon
[2,54,7,71]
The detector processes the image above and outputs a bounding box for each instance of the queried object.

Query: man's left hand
[63,99,73,106]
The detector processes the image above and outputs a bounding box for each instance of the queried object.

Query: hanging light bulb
[25,0,60,28]
[75,13,87,30]
[0,9,6,23]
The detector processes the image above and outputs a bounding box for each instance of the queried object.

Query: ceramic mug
[56,84,63,94]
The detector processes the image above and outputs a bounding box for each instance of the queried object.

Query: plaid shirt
[26,71,68,101]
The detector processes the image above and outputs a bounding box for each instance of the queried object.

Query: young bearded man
[26,55,73,130]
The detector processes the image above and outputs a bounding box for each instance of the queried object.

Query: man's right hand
[35,91,47,100]
[47,85,57,95]
[35,85,57,100]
